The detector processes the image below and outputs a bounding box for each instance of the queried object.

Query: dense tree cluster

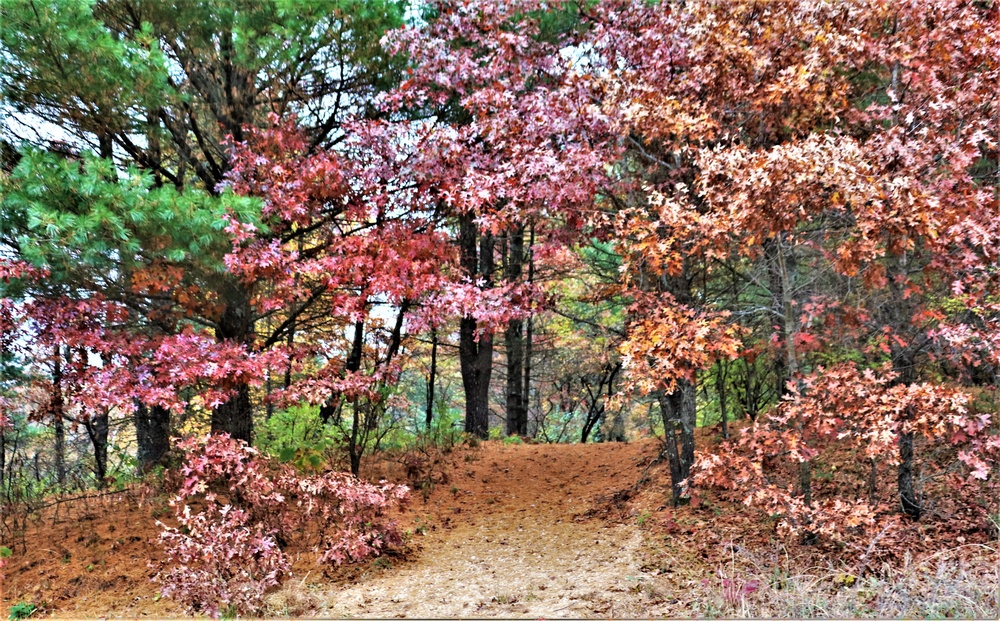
[2,0,999,585]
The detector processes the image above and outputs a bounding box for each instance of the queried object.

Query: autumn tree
[0,0,405,447]
[385,0,611,437]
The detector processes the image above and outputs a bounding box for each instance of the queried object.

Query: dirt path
[306,442,663,618]
[2,440,666,618]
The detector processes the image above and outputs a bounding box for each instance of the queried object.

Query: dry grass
[656,542,1000,618]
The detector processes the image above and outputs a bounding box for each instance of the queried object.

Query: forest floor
[2,436,999,618]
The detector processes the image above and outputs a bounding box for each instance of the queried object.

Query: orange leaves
[697,133,875,253]
[130,262,185,295]
[619,293,743,395]
[694,362,996,543]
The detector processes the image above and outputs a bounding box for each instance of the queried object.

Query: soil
[1,439,668,618]
[3,436,998,618]
[307,440,660,618]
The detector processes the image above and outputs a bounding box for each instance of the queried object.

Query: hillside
[2,439,998,618]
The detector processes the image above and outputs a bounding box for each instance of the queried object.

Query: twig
[853,522,894,579]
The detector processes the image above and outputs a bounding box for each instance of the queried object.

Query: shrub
[284,471,409,565]
[155,505,288,618]
[153,434,409,617]
[7,602,35,621]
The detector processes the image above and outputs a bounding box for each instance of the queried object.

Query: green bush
[8,602,36,621]
[256,403,338,469]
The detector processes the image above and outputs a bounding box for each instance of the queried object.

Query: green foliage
[0,546,11,558]
[257,403,338,469]
[0,0,406,121]
[7,602,35,621]
[1,148,261,284]
[420,405,465,452]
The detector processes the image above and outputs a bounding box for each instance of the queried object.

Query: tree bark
[505,225,527,436]
[135,402,170,474]
[212,279,254,444]
[523,225,535,436]
[716,360,730,440]
[765,238,789,399]
[459,213,495,439]
[345,320,365,476]
[897,428,919,518]
[770,234,812,507]
[84,410,109,488]
[894,351,921,519]
[0,333,7,495]
[659,379,696,505]
[51,345,66,487]
[426,328,437,430]
[0,420,5,498]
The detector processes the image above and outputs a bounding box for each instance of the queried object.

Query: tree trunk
[580,402,604,444]
[349,401,364,477]
[426,328,437,430]
[898,428,919,518]
[345,320,365,476]
[459,213,495,439]
[51,345,66,487]
[461,317,493,439]
[84,410,109,488]
[523,225,535,436]
[770,235,812,507]
[604,410,626,442]
[0,334,7,494]
[716,361,730,440]
[658,391,684,505]
[505,225,527,436]
[765,238,789,399]
[659,380,696,506]
[135,402,170,474]
[0,415,6,498]
[322,320,364,425]
[894,352,921,519]
[212,280,254,444]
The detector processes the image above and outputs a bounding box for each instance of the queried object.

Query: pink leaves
[693,363,996,541]
[154,434,409,616]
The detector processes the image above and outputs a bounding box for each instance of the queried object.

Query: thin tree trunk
[658,390,684,505]
[348,304,408,476]
[677,379,696,475]
[765,238,789,399]
[868,458,878,506]
[894,353,921,519]
[349,401,363,476]
[716,361,730,440]
[886,51,921,521]
[284,316,294,390]
[52,345,66,487]
[505,224,527,436]
[898,427,919,518]
[659,380,696,505]
[426,328,437,430]
[523,225,535,436]
[0,420,5,498]
[0,333,7,494]
[84,411,109,488]
[773,235,811,507]
[345,320,365,476]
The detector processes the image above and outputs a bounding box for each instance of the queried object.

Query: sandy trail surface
[310,442,662,618]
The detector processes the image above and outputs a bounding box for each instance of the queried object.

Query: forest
[1,0,999,618]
